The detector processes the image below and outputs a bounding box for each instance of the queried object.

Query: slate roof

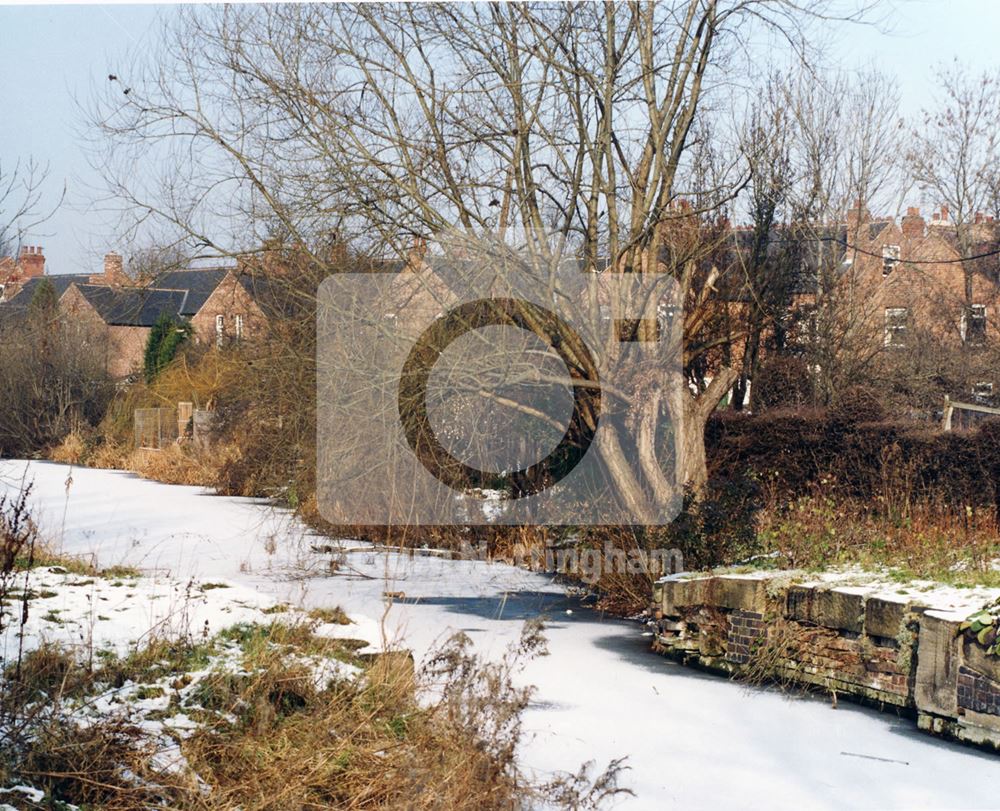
[74,285,190,327]
[6,274,91,305]
[145,268,229,316]
[722,226,849,297]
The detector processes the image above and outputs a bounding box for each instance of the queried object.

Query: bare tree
[908,62,1000,309]
[727,77,796,410]
[0,158,63,257]
[91,2,868,519]
[782,66,904,405]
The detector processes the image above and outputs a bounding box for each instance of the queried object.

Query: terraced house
[0,248,272,377]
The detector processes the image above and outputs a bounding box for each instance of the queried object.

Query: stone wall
[652,573,1000,751]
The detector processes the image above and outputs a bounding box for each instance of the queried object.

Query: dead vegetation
[0,619,629,810]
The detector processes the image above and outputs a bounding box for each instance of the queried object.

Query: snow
[0,568,283,661]
[4,460,1000,810]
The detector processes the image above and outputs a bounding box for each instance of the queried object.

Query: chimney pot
[18,244,45,278]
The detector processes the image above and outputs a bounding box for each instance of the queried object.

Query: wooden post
[943,395,953,432]
[177,401,194,439]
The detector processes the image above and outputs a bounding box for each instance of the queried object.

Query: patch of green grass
[101,565,141,579]
[199,582,230,591]
[9,551,140,580]
[99,638,218,686]
[307,606,351,625]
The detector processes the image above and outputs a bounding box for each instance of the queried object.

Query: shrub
[0,313,114,456]
[752,354,813,411]
[143,313,193,382]
[707,409,1000,518]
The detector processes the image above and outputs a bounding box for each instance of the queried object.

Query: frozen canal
[3,460,999,810]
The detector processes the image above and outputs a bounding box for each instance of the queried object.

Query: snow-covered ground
[3,460,1000,811]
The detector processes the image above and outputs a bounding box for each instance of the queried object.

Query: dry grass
[756,491,1000,586]
[0,621,628,810]
[127,443,234,487]
[49,430,130,470]
[48,430,88,465]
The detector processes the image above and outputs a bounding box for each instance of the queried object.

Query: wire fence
[134,407,178,450]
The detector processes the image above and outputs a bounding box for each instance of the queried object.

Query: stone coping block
[864,594,911,640]
[914,611,960,718]
[708,575,771,614]
[658,572,789,616]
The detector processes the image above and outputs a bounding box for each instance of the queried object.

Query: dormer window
[882,245,900,276]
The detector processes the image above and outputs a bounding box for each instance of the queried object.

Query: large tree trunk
[673,367,739,494]
[599,366,739,522]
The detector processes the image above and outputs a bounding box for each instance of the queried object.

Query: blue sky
[1,1,999,274]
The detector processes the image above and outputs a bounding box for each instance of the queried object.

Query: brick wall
[726,610,764,665]
[190,272,268,347]
[958,666,1000,716]
[59,285,147,377]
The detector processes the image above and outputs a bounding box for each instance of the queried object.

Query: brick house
[715,202,1000,409]
[0,249,272,378]
[835,204,1000,351]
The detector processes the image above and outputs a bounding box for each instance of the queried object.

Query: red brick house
[0,249,272,378]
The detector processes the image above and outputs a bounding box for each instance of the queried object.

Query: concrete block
[786,585,814,623]
[963,638,1000,683]
[915,612,960,718]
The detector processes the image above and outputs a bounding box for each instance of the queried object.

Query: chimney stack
[847,198,870,232]
[103,252,125,285]
[976,211,985,224]
[18,245,45,279]
[940,204,950,222]
[901,207,925,238]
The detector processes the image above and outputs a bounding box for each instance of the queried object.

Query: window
[0,284,5,302]
[215,314,225,347]
[962,304,987,345]
[882,244,900,276]
[235,314,244,341]
[884,307,908,347]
